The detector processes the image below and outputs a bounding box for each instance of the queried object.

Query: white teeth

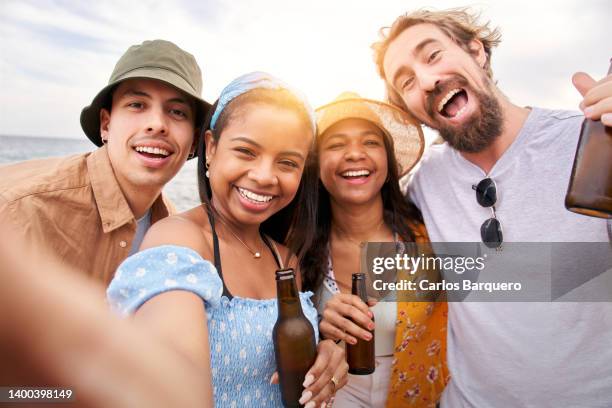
[341,170,370,177]
[437,88,461,113]
[237,187,273,203]
[135,146,170,156]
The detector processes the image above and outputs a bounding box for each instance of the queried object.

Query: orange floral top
[315,224,448,407]
[386,224,449,408]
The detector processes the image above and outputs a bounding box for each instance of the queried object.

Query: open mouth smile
[437,88,469,119]
[339,168,373,185]
[341,169,371,179]
[236,186,274,204]
[132,142,176,169]
[133,144,174,159]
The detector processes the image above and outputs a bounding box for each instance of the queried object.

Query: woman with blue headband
[107,72,348,408]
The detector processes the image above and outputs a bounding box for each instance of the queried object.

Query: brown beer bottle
[565,60,612,219]
[346,273,375,375]
[272,268,317,408]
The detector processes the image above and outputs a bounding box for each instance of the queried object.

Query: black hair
[197,89,318,259]
[300,125,424,292]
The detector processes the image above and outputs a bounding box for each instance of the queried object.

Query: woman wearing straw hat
[301,92,448,407]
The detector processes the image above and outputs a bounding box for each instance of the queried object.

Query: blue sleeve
[107,245,223,316]
[301,291,320,341]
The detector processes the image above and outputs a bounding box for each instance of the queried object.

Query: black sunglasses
[472,178,503,249]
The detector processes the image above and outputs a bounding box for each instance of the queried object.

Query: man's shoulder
[406,142,457,206]
[535,107,582,122]
[0,153,92,204]
[421,142,453,163]
[527,107,583,140]
[410,142,454,181]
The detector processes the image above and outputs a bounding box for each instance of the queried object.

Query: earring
[187,152,195,160]
[205,159,210,178]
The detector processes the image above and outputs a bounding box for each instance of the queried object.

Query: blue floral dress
[107,245,319,408]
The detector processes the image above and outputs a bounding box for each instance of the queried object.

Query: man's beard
[425,75,504,153]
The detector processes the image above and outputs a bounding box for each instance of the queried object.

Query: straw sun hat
[315,92,424,176]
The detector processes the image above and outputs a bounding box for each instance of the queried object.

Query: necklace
[213,210,262,259]
[333,219,386,248]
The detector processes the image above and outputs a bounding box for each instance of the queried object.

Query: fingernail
[321,403,327,408]
[368,311,374,318]
[304,402,316,408]
[602,113,612,125]
[584,106,594,117]
[299,391,313,405]
[368,323,375,330]
[365,332,372,340]
[350,338,357,345]
[269,376,274,385]
[303,373,315,387]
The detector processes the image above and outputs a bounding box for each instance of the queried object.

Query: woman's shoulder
[141,206,213,258]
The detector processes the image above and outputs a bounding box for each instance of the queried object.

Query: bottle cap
[275,268,295,280]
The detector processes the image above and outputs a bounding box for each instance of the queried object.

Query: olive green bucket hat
[80,39,211,147]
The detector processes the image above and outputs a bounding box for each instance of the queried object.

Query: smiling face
[205,103,313,227]
[100,78,197,195]
[318,118,388,207]
[383,23,503,153]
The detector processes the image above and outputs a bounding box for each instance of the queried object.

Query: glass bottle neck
[276,275,303,317]
[352,279,368,303]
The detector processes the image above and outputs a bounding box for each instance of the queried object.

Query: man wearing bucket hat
[0,39,211,286]
[302,92,448,407]
[372,7,612,408]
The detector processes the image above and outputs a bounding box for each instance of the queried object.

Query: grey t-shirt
[129,209,152,256]
[409,108,612,408]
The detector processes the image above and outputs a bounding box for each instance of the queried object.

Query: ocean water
[0,135,200,212]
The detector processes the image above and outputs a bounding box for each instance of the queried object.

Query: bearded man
[373,8,612,408]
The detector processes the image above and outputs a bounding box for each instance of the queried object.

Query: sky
[0,0,610,140]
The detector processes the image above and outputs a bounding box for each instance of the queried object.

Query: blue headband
[209,71,316,133]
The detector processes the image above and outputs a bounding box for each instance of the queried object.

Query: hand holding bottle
[573,63,612,125]
[270,339,347,407]
[566,60,612,219]
[319,293,376,345]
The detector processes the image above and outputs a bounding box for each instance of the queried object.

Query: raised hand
[573,69,612,126]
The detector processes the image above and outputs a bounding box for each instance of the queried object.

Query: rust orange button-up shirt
[0,146,173,286]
